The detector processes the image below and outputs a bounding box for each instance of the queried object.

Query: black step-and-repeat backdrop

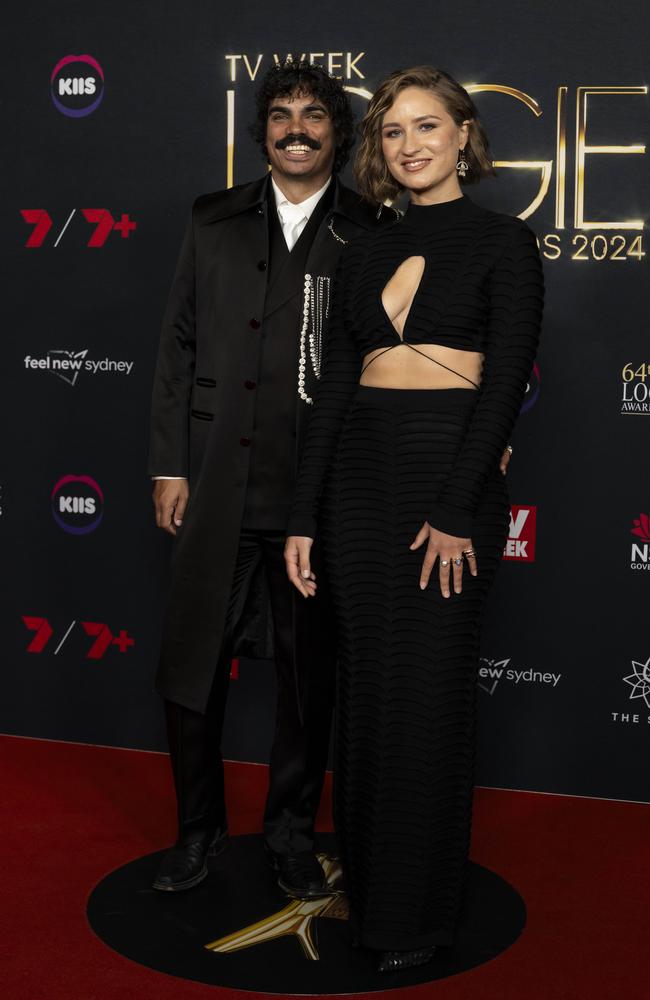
[2,0,648,802]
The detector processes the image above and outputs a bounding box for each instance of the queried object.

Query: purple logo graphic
[51,55,104,118]
[51,475,104,534]
[521,362,541,414]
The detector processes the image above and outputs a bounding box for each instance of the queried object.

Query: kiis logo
[521,362,541,414]
[51,475,103,534]
[51,54,104,117]
[503,505,537,562]
[630,513,650,570]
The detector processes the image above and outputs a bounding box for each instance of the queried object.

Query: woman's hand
[284,536,317,598]
[410,522,477,598]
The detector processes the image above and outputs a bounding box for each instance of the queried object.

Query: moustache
[275,133,321,151]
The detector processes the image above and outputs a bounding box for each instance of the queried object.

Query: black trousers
[165,528,337,855]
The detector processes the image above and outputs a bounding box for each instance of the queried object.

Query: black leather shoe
[152,828,229,892]
[378,946,437,972]
[266,847,331,899]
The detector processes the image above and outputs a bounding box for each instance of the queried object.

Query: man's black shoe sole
[151,833,230,893]
[152,865,209,892]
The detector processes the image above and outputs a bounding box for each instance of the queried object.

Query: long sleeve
[286,244,362,538]
[428,221,544,538]
[147,209,196,477]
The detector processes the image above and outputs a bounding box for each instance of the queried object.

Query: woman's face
[380,86,468,199]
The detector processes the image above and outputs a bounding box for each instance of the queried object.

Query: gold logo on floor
[205,855,347,960]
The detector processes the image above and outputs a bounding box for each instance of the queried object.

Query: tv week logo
[503,505,537,562]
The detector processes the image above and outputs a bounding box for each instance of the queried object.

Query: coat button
[249,318,261,329]
[244,380,256,390]
[257,260,267,271]
[240,436,251,447]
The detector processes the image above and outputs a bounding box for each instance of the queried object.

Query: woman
[285,66,544,971]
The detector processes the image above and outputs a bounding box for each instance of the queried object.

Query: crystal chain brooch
[298,274,330,404]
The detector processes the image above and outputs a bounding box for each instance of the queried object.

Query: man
[148,62,397,898]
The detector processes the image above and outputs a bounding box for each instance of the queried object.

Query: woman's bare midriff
[360,344,483,390]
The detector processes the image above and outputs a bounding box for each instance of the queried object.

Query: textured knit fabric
[286,194,544,541]
[287,194,544,950]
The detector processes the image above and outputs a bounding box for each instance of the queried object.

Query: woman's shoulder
[474,203,539,247]
[338,217,401,264]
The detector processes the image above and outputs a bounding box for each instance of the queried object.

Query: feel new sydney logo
[478,657,562,696]
[24,350,134,386]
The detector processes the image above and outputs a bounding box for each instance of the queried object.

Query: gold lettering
[343,84,373,101]
[466,85,552,220]
[309,52,325,63]
[242,54,263,81]
[542,233,561,259]
[226,90,235,189]
[224,54,242,82]
[555,86,568,229]
[346,52,366,79]
[575,86,647,230]
[273,53,307,64]
[328,52,344,77]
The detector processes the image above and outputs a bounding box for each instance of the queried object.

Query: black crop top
[287,194,544,540]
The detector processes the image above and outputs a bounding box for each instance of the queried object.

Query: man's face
[265,89,336,183]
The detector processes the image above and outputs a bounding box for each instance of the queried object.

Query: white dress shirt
[153,175,333,480]
[271,176,332,251]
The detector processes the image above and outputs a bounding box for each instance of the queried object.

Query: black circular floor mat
[87,834,526,994]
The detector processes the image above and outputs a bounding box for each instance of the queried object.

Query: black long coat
[148,174,394,713]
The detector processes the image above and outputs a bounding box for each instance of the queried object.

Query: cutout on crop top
[361,256,480,389]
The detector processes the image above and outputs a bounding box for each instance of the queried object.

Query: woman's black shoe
[377,946,437,973]
[152,827,229,892]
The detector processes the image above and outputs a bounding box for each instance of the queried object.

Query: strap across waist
[360,343,480,389]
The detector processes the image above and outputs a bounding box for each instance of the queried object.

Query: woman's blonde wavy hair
[355,66,495,204]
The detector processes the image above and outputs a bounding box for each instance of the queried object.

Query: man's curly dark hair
[251,62,355,174]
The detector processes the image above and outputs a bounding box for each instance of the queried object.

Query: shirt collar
[271,176,333,221]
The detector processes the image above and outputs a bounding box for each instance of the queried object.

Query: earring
[456,148,469,179]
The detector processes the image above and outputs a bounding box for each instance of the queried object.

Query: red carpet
[1,734,648,999]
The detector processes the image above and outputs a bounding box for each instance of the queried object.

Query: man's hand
[153,479,189,536]
[284,535,317,598]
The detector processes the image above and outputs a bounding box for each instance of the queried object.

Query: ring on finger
[463,548,476,557]
[454,556,463,566]
[441,559,450,567]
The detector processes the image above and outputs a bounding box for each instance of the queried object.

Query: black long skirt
[321,386,510,951]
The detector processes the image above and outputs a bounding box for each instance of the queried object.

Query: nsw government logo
[503,505,537,562]
[51,54,104,117]
[630,513,650,570]
[51,475,103,534]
